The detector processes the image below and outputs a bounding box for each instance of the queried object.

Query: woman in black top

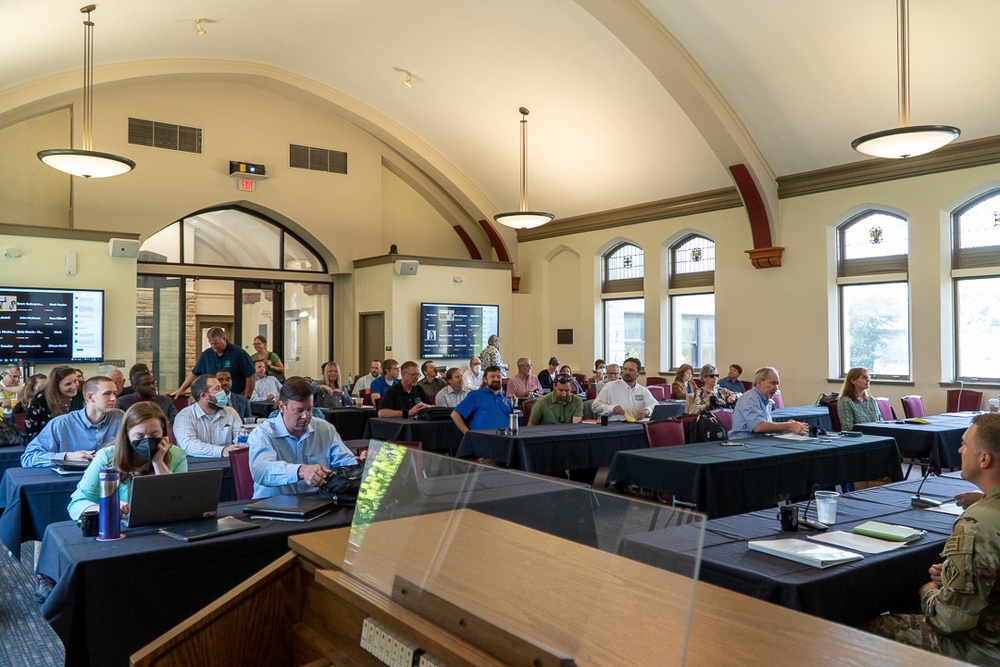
[24,366,83,440]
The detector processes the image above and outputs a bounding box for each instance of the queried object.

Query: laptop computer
[125,468,223,529]
[648,401,686,421]
[243,494,336,521]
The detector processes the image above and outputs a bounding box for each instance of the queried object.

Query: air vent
[128,118,202,154]
[290,144,347,174]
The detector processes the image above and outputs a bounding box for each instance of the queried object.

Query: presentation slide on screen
[420,303,499,359]
[0,288,104,362]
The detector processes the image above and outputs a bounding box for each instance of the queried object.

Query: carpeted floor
[0,541,63,667]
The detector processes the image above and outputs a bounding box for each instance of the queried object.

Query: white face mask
[471,365,481,375]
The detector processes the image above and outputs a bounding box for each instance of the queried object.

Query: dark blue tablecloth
[0,445,24,497]
[364,416,464,453]
[0,457,234,559]
[771,404,833,431]
[619,473,976,625]
[322,406,376,440]
[456,422,647,472]
[856,413,971,472]
[606,433,903,518]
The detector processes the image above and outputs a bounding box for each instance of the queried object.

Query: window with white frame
[952,189,1000,381]
[837,211,910,378]
[669,235,715,369]
[602,243,644,364]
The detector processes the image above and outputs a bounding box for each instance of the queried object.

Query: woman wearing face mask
[67,402,187,520]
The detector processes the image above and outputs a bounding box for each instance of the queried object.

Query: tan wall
[0,108,71,227]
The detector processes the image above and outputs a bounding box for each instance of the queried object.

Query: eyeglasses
[554,375,573,382]
[705,374,719,378]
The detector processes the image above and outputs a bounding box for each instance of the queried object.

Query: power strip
[360,617,446,667]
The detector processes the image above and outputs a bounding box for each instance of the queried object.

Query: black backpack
[687,412,728,443]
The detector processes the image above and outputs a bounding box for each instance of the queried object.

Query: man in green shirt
[528,375,583,426]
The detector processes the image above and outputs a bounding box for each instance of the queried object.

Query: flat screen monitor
[419,302,499,359]
[0,287,105,363]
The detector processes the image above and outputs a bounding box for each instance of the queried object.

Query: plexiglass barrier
[336,440,706,666]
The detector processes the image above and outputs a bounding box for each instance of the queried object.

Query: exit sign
[237,179,256,192]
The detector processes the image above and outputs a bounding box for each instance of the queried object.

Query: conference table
[619,473,975,626]
[772,404,834,431]
[0,444,23,480]
[364,416,464,453]
[321,405,376,440]
[0,457,235,560]
[606,433,903,518]
[856,412,973,473]
[455,421,647,473]
[36,464,597,667]
[37,500,354,667]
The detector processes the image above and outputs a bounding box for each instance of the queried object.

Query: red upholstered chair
[901,395,925,419]
[572,373,587,387]
[13,413,26,433]
[741,381,753,392]
[171,394,189,414]
[586,387,597,400]
[228,447,254,501]
[826,400,842,432]
[772,391,784,409]
[646,385,667,401]
[643,419,686,448]
[501,378,509,394]
[646,377,666,386]
[694,379,705,389]
[373,397,381,411]
[947,389,983,412]
[520,399,535,423]
[710,408,733,432]
[361,388,373,406]
[875,397,896,421]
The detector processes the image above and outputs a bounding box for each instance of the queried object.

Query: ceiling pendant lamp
[38,5,135,178]
[494,107,554,230]
[851,0,959,159]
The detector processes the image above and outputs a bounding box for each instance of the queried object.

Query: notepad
[853,521,925,543]
[748,539,864,568]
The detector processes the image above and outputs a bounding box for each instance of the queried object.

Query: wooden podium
[131,509,962,666]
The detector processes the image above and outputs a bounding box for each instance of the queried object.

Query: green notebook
[853,521,925,543]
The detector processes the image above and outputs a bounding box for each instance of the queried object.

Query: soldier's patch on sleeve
[941,532,975,593]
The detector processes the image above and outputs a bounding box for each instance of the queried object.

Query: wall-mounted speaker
[394,260,419,276]
[109,238,140,259]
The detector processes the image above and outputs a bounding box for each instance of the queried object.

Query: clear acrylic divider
[337,440,706,666]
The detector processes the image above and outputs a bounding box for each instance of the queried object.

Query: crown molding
[516,188,742,242]
[0,223,138,243]
[777,135,1000,199]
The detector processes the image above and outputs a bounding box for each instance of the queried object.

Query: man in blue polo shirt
[451,366,512,433]
[170,327,256,400]
[729,366,808,439]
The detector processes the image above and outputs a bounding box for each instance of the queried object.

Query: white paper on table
[926,502,964,516]
[773,433,813,441]
[807,530,907,555]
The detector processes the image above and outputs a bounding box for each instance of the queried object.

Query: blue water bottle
[97,467,122,541]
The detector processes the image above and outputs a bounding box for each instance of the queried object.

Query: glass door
[234,281,283,372]
[136,276,184,389]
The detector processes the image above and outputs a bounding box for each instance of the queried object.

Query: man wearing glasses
[115,370,179,424]
[378,361,431,418]
[0,364,23,411]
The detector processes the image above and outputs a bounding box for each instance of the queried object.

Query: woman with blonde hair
[837,367,882,431]
[315,361,353,408]
[68,402,187,520]
[689,364,739,413]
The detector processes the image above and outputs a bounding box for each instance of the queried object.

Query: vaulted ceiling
[3,0,997,225]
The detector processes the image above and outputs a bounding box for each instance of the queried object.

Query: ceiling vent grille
[290,144,347,174]
[128,118,202,154]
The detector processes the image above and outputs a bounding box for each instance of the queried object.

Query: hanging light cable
[851,0,959,159]
[494,107,554,230]
[38,5,135,178]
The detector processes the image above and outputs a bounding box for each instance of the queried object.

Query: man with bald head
[728,366,807,439]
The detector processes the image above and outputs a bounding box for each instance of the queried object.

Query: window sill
[825,378,914,387]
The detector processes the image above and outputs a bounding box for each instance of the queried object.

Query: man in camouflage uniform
[865,413,1000,665]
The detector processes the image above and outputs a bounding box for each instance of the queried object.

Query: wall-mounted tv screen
[419,302,499,359]
[0,288,105,363]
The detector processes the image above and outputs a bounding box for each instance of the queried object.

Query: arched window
[668,235,715,369]
[952,189,1000,381]
[837,211,910,379]
[601,243,644,363]
[140,205,325,272]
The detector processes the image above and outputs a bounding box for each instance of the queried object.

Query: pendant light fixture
[851,0,959,159]
[38,5,135,178]
[494,107,554,230]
